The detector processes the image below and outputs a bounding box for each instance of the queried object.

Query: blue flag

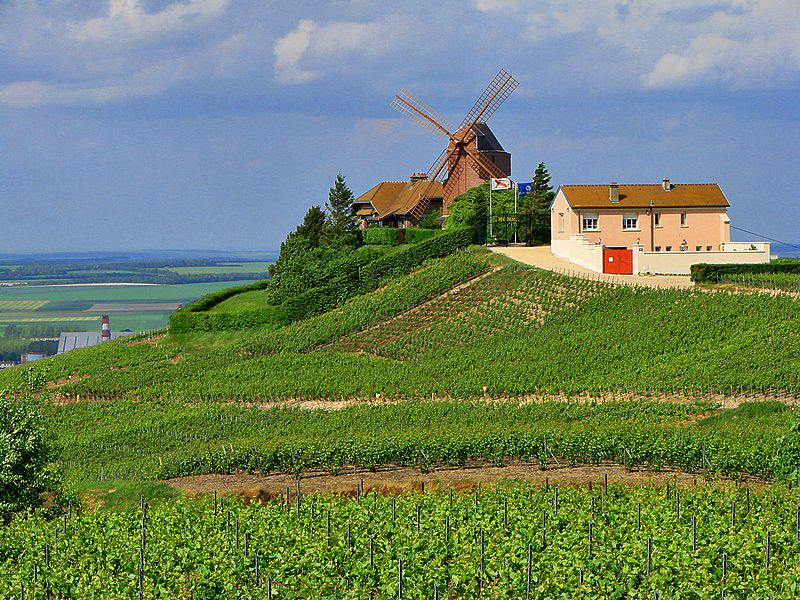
[517,181,533,196]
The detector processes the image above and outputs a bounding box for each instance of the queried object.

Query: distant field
[166,261,271,275]
[0,281,257,332]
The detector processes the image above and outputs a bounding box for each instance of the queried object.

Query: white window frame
[582,212,599,231]
[622,213,638,231]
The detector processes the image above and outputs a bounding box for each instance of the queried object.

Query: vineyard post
[268,576,273,600]
[722,552,727,579]
[434,582,439,600]
[796,505,800,542]
[213,490,217,516]
[579,568,584,587]
[19,583,23,600]
[765,529,771,569]
[646,537,652,576]
[526,543,532,598]
[746,489,750,513]
[589,521,593,556]
[445,514,450,544]
[416,504,421,532]
[398,558,403,599]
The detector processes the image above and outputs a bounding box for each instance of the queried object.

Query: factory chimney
[101,315,111,341]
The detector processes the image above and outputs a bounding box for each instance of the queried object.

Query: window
[655,246,662,252]
[654,212,661,227]
[622,213,638,230]
[582,212,599,231]
[695,245,702,251]
[558,213,565,233]
[680,212,687,227]
[706,245,713,251]
[666,245,673,251]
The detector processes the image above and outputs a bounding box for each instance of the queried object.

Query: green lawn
[210,288,273,312]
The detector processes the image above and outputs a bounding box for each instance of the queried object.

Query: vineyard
[2,249,796,400]
[4,482,800,598]
[44,399,800,485]
[722,273,800,293]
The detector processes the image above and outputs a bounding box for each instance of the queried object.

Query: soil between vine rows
[166,461,768,500]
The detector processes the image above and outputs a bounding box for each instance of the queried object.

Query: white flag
[490,178,512,191]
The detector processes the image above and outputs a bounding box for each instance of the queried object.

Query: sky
[0,0,798,252]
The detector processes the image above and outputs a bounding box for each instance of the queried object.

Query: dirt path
[167,462,762,500]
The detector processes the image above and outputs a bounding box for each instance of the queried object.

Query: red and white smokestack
[101,315,111,341]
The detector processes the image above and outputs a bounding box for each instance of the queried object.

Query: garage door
[603,248,633,275]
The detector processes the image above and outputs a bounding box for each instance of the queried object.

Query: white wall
[635,243,770,275]
[552,235,603,272]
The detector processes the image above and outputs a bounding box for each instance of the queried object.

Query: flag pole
[513,180,518,244]
[489,182,493,243]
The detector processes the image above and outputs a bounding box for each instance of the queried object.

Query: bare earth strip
[167,462,762,500]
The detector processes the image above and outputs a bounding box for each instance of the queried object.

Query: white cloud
[351,118,406,146]
[272,16,413,85]
[70,0,229,46]
[273,19,317,84]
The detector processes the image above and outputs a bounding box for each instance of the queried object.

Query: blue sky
[1,0,798,252]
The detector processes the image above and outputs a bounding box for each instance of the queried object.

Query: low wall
[635,243,770,275]
[551,236,603,272]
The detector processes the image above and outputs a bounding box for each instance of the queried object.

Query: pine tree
[325,173,357,235]
[529,162,554,241]
[295,205,328,248]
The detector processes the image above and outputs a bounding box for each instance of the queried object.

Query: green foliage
[691,260,800,283]
[168,280,274,333]
[403,228,438,244]
[521,162,554,242]
[418,209,442,229]
[0,394,59,519]
[3,483,800,597]
[363,227,400,246]
[325,172,357,234]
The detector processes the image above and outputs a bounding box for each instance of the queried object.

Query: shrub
[0,394,59,520]
[690,260,800,283]
[169,306,291,334]
[404,228,438,244]
[180,280,272,312]
[363,228,400,246]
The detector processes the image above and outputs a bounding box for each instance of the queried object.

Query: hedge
[363,228,401,246]
[690,260,800,283]
[179,280,272,312]
[404,228,438,244]
[282,227,475,321]
[169,306,290,334]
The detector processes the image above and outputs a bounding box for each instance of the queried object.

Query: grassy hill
[3,245,797,401]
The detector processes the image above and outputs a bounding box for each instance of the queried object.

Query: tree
[0,393,60,520]
[325,173,357,235]
[295,206,328,248]
[522,162,555,243]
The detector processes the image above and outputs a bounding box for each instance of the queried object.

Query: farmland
[2,240,800,597]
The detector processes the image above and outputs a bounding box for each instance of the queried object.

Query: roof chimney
[410,172,428,183]
[101,315,111,341]
[609,182,619,203]
[662,177,671,191]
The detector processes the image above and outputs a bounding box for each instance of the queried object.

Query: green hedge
[359,227,474,290]
[282,227,475,321]
[691,260,800,283]
[404,228,438,244]
[169,306,291,334]
[180,280,272,312]
[363,228,401,246]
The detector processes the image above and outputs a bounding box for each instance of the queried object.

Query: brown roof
[354,179,445,219]
[560,183,729,208]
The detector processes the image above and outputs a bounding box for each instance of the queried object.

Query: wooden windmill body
[390,69,518,219]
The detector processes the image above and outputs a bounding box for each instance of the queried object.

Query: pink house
[550,179,769,275]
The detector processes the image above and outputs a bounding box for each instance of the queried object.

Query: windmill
[390,68,519,220]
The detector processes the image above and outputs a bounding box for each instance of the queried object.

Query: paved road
[491,245,695,289]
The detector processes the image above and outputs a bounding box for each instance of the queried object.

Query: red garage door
[603,248,633,275]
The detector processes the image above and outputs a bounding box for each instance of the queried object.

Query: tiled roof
[560,183,729,208]
[353,179,445,219]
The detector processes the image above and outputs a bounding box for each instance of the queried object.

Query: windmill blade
[390,89,453,138]
[408,146,456,220]
[465,144,507,180]
[459,69,518,129]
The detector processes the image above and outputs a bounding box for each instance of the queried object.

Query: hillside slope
[2,247,798,400]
